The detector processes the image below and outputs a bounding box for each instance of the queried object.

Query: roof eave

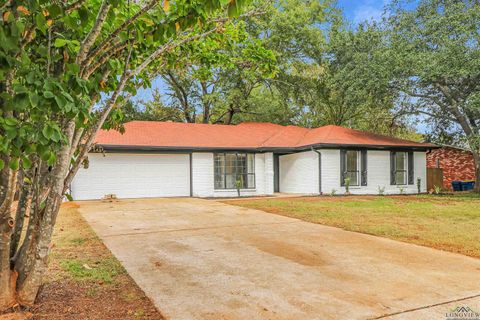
[95,143,439,153]
[300,143,440,151]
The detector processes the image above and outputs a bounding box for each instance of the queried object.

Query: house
[71,121,437,200]
[426,145,476,190]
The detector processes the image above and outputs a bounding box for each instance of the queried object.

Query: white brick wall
[191,152,274,197]
[191,153,214,197]
[71,153,190,200]
[321,150,427,195]
[264,152,275,195]
[73,149,427,199]
[279,151,320,194]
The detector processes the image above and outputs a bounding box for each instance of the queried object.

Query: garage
[71,153,191,200]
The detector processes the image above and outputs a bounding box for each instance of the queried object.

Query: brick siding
[426,147,476,190]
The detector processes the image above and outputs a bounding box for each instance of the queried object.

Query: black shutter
[340,150,346,186]
[408,151,414,185]
[390,151,396,185]
[361,150,367,186]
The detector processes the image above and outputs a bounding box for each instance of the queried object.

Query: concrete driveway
[77,198,480,320]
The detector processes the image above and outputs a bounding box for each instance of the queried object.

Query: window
[394,152,407,185]
[345,150,360,186]
[214,153,255,189]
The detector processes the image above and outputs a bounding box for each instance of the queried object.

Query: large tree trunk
[13,123,75,306]
[0,216,17,310]
[10,182,32,260]
[0,168,18,310]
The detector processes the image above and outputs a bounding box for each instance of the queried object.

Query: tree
[123,89,184,122]
[158,14,277,124]
[371,0,480,190]
[308,23,420,138]
[0,0,255,311]
[242,0,417,136]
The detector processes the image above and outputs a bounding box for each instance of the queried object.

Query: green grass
[225,193,480,258]
[47,203,126,284]
[59,257,123,284]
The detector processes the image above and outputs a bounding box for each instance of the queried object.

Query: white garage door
[71,153,190,200]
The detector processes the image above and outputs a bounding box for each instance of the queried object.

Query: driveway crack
[369,293,480,319]
[100,221,301,238]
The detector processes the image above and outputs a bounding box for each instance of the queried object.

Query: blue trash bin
[451,181,462,191]
[463,181,475,191]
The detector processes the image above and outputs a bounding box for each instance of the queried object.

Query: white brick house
[71,121,436,200]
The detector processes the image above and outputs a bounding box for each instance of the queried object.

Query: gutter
[311,147,322,195]
[96,143,439,153]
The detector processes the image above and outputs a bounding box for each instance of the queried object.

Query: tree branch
[76,0,111,68]
[84,42,129,79]
[86,0,159,65]
[63,26,224,193]
[65,0,86,14]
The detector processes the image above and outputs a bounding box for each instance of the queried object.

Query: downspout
[311,147,322,195]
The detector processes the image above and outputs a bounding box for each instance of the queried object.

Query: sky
[337,0,387,25]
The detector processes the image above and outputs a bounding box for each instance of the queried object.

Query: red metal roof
[95,121,436,150]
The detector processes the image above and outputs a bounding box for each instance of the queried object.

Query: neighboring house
[71,121,436,200]
[426,145,476,190]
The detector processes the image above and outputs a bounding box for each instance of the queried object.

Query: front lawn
[224,194,480,259]
[32,203,164,320]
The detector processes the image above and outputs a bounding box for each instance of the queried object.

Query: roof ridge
[295,126,314,146]
[258,125,291,147]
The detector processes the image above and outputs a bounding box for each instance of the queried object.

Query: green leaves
[35,12,48,35]
[42,123,62,143]
[22,157,32,169]
[42,125,55,140]
[54,38,81,53]
[46,4,62,19]
[0,0,257,176]
[9,157,19,171]
[43,91,55,99]
[54,38,68,48]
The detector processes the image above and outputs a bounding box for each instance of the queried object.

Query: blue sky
[337,0,387,24]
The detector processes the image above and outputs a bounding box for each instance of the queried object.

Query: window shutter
[361,150,367,186]
[408,151,414,185]
[390,151,396,185]
[340,150,346,186]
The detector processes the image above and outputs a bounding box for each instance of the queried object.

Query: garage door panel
[72,153,190,200]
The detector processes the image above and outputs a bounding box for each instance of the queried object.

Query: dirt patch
[0,312,33,320]
[33,281,160,320]
[61,202,80,209]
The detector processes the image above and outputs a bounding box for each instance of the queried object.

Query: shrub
[378,186,385,196]
[344,177,351,195]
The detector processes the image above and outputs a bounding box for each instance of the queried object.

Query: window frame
[344,150,361,187]
[213,152,256,190]
[393,151,408,185]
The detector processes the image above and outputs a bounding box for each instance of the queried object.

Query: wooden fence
[427,168,444,191]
